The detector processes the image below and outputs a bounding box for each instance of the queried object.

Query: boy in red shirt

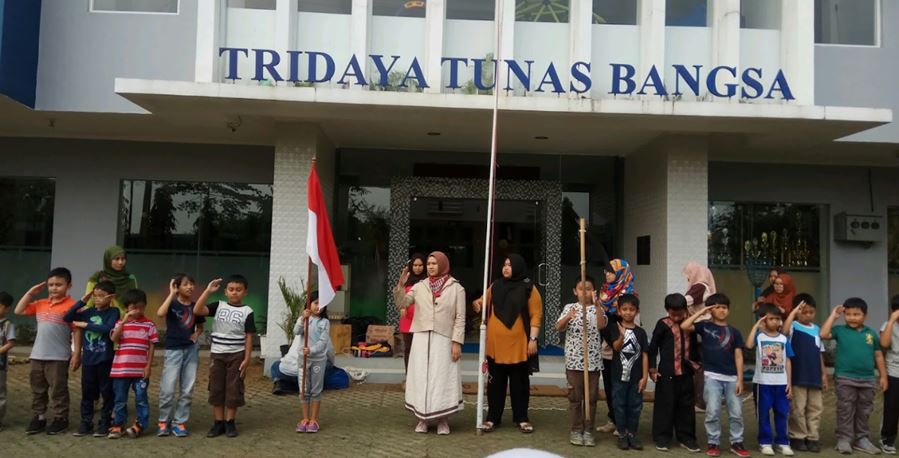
[108,289,158,439]
[15,267,77,435]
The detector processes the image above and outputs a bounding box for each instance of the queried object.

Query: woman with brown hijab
[762,272,797,315]
[473,254,543,434]
[682,261,717,412]
[394,252,466,435]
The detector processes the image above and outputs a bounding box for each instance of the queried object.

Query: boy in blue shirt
[63,281,120,437]
[682,293,750,458]
[781,294,826,453]
[821,297,888,455]
[747,305,795,456]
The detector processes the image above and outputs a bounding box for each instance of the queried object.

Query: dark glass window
[91,0,179,13]
[889,207,899,271]
[815,0,878,45]
[447,0,495,20]
[592,0,637,25]
[299,0,352,14]
[516,0,570,23]
[374,0,426,17]
[227,0,276,9]
[666,0,708,26]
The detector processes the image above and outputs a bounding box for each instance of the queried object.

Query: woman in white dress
[394,251,466,435]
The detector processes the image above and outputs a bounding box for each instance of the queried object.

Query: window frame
[89,0,181,15]
[814,0,881,48]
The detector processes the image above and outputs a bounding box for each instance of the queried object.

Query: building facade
[1,0,898,367]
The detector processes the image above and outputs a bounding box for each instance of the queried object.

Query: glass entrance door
[408,197,545,343]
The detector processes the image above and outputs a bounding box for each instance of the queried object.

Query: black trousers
[486,358,530,425]
[652,373,697,447]
[882,376,899,445]
[602,358,615,423]
[81,360,114,427]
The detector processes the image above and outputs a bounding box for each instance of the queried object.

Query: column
[622,135,709,321]
[637,0,665,96]
[710,0,740,102]
[351,0,372,90]
[568,0,592,99]
[423,0,446,94]
[781,0,814,105]
[497,0,515,94]
[274,0,299,83]
[195,0,224,83]
[264,124,336,370]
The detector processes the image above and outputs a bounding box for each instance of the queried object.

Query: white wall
[709,161,899,320]
[0,137,273,292]
[36,0,198,112]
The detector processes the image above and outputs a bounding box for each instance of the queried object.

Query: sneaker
[207,421,225,438]
[628,434,644,450]
[172,423,189,437]
[570,432,585,446]
[225,420,238,438]
[74,420,93,437]
[296,420,308,433]
[880,440,897,455]
[618,435,630,450]
[47,418,68,435]
[657,444,670,451]
[790,439,808,452]
[26,416,46,435]
[836,440,853,455]
[707,444,722,457]
[806,440,821,453]
[598,421,617,433]
[107,426,123,439]
[125,422,142,438]
[681,442,702,453]
[583,432,596,447]
[778,444,795,456]
[761,445,775,456]
[157,421,171,437]
[854,438,883,455]
[306,421,320,434]
[730,443,751,457]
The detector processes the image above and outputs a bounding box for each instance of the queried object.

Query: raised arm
[745,315,766,350]
[820,305,843,340]
[157,279,179,318]
[15,282,45,315]
[882,308,899,349]
[612,322,626,352]
[782,301,805,336]
[681,304,712,332]
[194,278,222,317]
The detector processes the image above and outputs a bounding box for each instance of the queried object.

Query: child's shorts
[208,352,245,408]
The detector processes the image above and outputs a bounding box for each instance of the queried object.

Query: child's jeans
[757,384,790,446]
[788,385,823,441]
[704,376,744,445]
[835,376,877,443]
[612,378,643,435]
[158,344,200,425]
[883,376,899,447]
[81,361,114,427]
[113,377,149,429]
[0,369,6,424]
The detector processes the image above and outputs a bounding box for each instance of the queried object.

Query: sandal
[414,421,428,433]
[518,422,534,434]
[481,421,496,433]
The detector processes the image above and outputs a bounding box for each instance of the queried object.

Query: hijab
[427,251,451,295]
[490,254,532,330]
[764,273,797,314]
[405,253,428,287]
[682,261,717,294]
[88,245,137,300]
[599,259,635,311]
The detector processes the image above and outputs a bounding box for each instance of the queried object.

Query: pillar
[781,0,814,105]
[195,0,224,83]
[351,0,372,90]
[423,0,446,94]
[637,0,665,97]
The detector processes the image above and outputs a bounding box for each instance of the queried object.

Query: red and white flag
[307,166,344,306]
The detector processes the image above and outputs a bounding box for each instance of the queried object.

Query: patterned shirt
[558,303,604,371]
[110,316,158,378]
[607,324,649,382]
[23,296,75,361]
[208,301,256,354]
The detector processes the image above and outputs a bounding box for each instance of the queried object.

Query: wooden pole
[579,217,590,421]
[301,158,317,399]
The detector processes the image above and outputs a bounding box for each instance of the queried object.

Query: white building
[1,0,897,369]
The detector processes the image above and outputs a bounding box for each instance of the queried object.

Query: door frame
[387,177,564,346]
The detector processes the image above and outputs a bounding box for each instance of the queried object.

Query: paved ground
[0,356,886,457]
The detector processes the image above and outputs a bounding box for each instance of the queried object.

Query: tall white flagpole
[476,0,504,434]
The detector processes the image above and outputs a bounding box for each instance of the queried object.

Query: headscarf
[404,253,428,287]
[764,272,797,314]
[490,254,532,330]
[88,245,137,300]
[599,259,635,311]
[682,261,717,295]
[427,251,451,295]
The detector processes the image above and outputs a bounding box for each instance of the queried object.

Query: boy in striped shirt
[108,289,158,439]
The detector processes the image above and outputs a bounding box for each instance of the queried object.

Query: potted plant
[277,277,307,357]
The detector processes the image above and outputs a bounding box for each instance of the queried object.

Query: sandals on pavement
[481,421,496,433]
[519,422,534,434]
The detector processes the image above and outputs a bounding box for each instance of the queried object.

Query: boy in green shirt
[821,297,888,455]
